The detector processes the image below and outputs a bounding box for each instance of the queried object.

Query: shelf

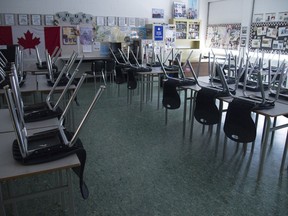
[169,18,201,49]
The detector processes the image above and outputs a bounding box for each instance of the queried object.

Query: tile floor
[2,80,288,216]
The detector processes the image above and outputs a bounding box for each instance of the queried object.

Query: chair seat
[194,88,221,125]
[224,98,256,143]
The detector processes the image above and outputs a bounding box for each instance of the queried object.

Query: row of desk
[121,65,288,181]
[0,72,80,215]
[178,77,288,181]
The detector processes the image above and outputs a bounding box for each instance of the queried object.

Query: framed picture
[62,26,78,45]
[152,8,164,19]
[253,13,263,22]
[118,17,126,27]
[187,0,198,19]
[18,14,28,25]
[4,14,15,25]
[251,39,261,48]
[45,15,54,25]
[107,16,116,26]
[138,18,146,27]
[128,17,136,27]
[241,26,248,35]
[265,13,276,22]
[31,14,41,25]
[96,16,105,26]
[262,38,272,48]
[278,26,288,37]
[173,2,187,18]
[240,36,246,47]
[278,12,288,21]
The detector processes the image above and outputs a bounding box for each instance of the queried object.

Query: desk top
[23,61,48,73]
[59,56,111,62]
[180,76,288,118]
[0,109,59,134]
[36,75,76,92]
[137,66,178,75]
[0,131,80,181]
[0,74,37,95]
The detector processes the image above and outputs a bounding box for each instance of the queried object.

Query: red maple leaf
[18,30,41,54]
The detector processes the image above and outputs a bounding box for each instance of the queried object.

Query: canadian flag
[0,26,60,60]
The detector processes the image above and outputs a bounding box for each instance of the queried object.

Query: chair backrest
[91,60,104,73]
[224,98,256,143]
[105,60,116,72]
[162,79,181,109]
[194,88,221,125]
[4,72,106,158]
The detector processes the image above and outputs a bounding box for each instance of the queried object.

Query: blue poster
[188,0,198,19]
[154,25,163,41]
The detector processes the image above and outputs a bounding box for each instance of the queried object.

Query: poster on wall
[187,0,198,19]
[154,25,164,41]
[62,26,78,45]
[80,26,93,45]
[173,2,186,18]
[152,8,164,19]
[249,21,288,54]
[206,23,241,50]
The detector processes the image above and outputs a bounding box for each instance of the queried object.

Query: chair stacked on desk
[0,46,26,89]
[187,50,288,175]
[3,62,106,200]
[158,50,199,128]
[110,46,152,102]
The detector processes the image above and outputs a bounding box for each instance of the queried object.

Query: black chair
[87,60,106,87]
[105,59,116,83]
[162,78,181,110]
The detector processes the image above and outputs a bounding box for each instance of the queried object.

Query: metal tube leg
[140,74,144,112]
[165,108,168,125]
[67,169,75,216]
[280,131,288,173]
[183,89,187,137]
[270,117,277,147]
[157,74,161,110]
[257,116,271,182]
[189,93,197,141]
[8,181,18,216]
[0,183,7,216]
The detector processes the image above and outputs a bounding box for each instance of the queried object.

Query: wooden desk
[23,61,48,75]
[137,67,178,111]
[182,77,288,180]
[0,109,59,134]
[0,131,80,215]
[0,74,38,108]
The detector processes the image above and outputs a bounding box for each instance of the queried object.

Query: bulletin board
[205,23,241,50]
[249,21,288,54]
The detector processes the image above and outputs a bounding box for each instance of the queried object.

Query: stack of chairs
[4,63,106,199]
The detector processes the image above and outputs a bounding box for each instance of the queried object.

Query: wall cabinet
[169,19,201,49]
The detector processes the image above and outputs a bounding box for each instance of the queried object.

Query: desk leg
[157,74,161,110]
[257,116,271,181]
[67,169,75,216]
[140,74,144,112]
[150,75,153,102]
[183,89,187,137]
[215,100,223,155]
[8,182,18,216]
[146,75,150,103]
[0,183,6,216]
[280,131,288,172]
[189,92,197,141]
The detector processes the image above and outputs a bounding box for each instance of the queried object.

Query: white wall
[0,0,180,24]
[1,0,287,56]
[254,0,288,14]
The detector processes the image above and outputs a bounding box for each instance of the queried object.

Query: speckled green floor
[3,80,288,216]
